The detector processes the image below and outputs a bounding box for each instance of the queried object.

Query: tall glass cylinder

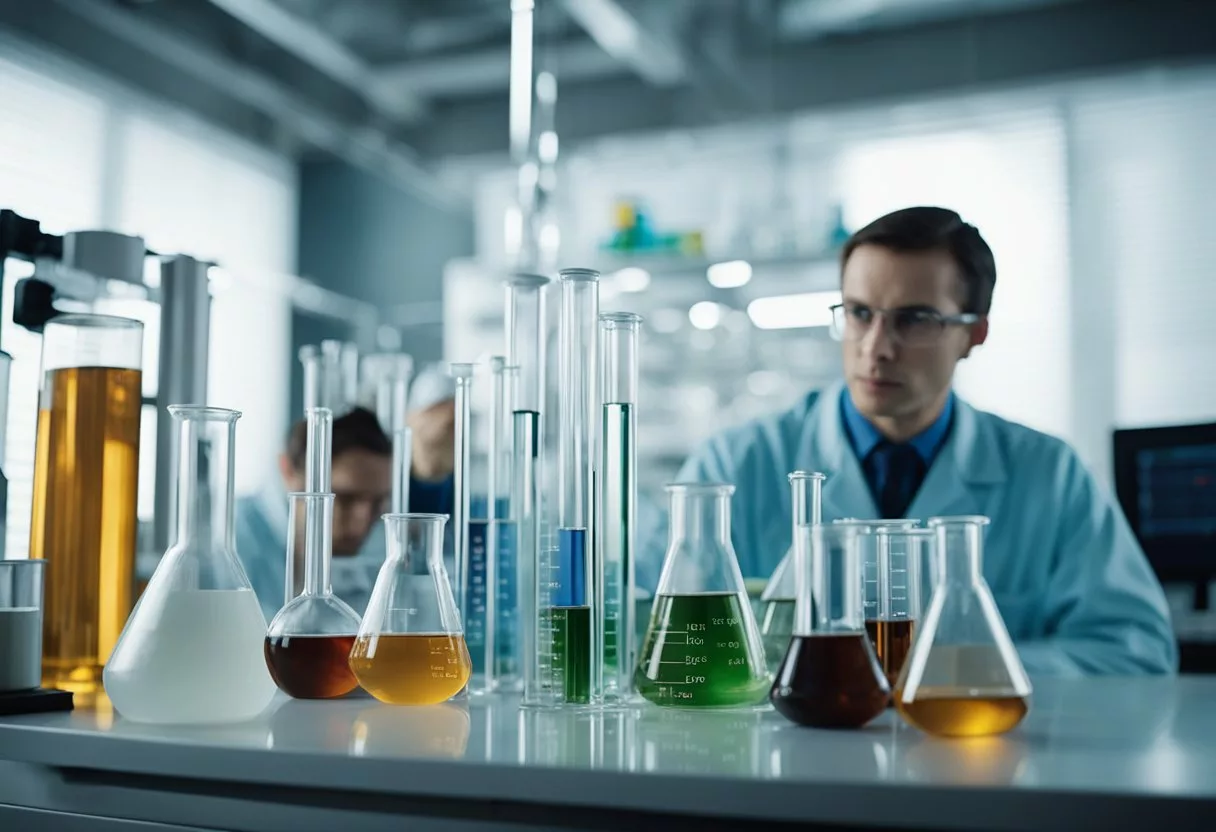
[299,345,321,413]
[449,362,475,677]
[320,340,345,412]
[31,313,143,694]
[288,407,332,604]
[760,472,825,669]
[507,273,553,706]
[597,312,640,702]
[550,268,599,707]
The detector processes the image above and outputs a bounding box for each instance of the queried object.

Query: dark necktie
[870,442,926,519]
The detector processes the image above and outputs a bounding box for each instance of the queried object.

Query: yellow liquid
[31,366,141,693]
[895,691,1029,737]
[349,634,472,705]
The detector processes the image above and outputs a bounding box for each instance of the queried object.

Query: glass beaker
[894,516,1032,738]
[31,313,143,694]
[770,523,889,728]
[758,471,825,671]
[265,493,362,699]
[634,484,770,709]
[869,527,933,689]
[104,407,277,724]
[350,513,471,705]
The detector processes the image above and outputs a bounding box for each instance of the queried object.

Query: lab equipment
[340,342,359,411]
[0,560,44,692]
[544,268,600,707]
[868,526,933,689]
[364,353,415,513]
[486,359,519,686]
[31,313,143,694]
[0,350,10,559]
[770,522,889,728]
[598,312,642,702]
[639,380,1176,676]
[104,406,276,724]
[895,516,1032,737]
[320,340,346,412]
[449,362,487,690]
[758,471,825,671]
[350,513,471,705]
[265,408,361,699]
[507,273,551,705]
[635,484,769,708]
[300,345,322,412]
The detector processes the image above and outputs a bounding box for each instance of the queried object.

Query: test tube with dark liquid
[866,527,933,690]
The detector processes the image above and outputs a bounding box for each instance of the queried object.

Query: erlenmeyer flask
[265,493,362,699]
[770,523,889,728]
[758,472,824,670]
[350,513,472,705]
[894,516,1032,738]
[104,407,276,724]
[634,484,769,708]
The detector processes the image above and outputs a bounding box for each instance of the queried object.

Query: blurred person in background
[236,364,456,621]
[637,206,1176,677]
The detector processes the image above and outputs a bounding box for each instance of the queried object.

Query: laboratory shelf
[1,676,1215,830]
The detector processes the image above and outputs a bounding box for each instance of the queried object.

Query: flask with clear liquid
[894,516,1032,738]
[265,410,362,700]
[634,484,770,708]
[758,472,825,671]
[104,406,276,724]
[770,522,890,729]
[350,513,472,705]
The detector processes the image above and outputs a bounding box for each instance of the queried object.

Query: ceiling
[1,0,1214,203]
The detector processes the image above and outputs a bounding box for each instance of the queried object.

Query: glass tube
[391,426,413,514]
[506,273,551,706]
[497,364,520,688]
[288,406,332,604]
[320,340,344,412]
[597,312,641,703]
[450,362,475,673]
[553,267,599,706]
[299,345,321,413]
[340,342,359,411]
[480,357,519,691]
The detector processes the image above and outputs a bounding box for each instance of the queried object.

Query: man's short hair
[285,406,391,472]
[841,206,997,314]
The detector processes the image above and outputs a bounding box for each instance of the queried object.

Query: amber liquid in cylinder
[31,367,141,694]
[895,691,1029,737]
[349,634,472,705]
[865,618,915,689]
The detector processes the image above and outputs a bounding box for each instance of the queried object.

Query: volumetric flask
[770,523,889,728]
[759,472,825,671]
[351,513,471,705]
[635,484,770,709]
[869,527,933,689]
[31,314,143,695]
[895,516,1032,738]
[265,493,361,699]
[104,407,277,724]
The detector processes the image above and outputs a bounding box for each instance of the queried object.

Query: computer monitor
[1113,422,1216,581]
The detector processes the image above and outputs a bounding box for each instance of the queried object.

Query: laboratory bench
[0,676,1214,832]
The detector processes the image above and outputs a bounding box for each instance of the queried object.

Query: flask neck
[934,522,985,585]
[173,414,237,551]
[668,491,731,548]
[385,514,447,572]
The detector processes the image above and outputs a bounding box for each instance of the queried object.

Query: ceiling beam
[204,0,426,123]
[559,0,686,85]
[49,0,458,209]
[778,0,1085,37]
[405,0,1216,159]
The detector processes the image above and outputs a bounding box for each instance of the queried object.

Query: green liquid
[760,598,796,670]
[549,605,591,704]
[635,592,771,708]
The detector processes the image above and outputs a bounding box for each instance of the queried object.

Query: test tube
[450,362,476,689]
[474,356,512,693]
[554,267,599,706]
[320,340,344,412]
[597,312,641,703]
[340,342,360,411]
[497,364,520,687]
[507,273,551,706]
[299,345,321,412]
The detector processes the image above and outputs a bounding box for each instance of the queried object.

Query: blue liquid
[466,497,518,678]
[556,527,587,607]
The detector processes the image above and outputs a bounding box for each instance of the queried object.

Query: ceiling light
[746,290,841,330]
[612,267,651,293]
[688,301,723,330]
[707,260,752,289]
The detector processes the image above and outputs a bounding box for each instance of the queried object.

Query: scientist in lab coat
[638,206,1176,677]
[235,364,456,621]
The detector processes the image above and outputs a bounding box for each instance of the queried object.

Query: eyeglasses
[829,302,980,347]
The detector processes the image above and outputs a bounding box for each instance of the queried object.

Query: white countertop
[1,676,1215,830]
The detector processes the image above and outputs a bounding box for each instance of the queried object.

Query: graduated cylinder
[597,311,642,702]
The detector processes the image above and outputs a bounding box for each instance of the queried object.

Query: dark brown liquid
[265,635,358,699]
[770,634,890,729]
[865,618,915,688]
